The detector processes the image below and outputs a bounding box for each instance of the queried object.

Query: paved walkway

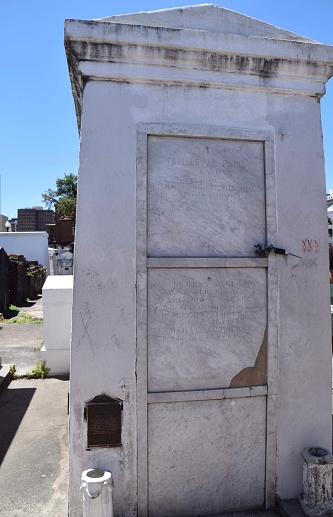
[0,296,44,375]
[0,296,69,516]
[0,377,69,517]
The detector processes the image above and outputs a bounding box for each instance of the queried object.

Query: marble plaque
[148,397,266,516]
[147,136,265,257]
[148,268,267,392]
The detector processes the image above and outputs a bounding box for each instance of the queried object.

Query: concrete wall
[0,232,49,275]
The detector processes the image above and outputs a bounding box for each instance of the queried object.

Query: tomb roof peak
[93,3,317,43]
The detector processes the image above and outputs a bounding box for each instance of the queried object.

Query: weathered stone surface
[148,267,267,392]
[148,397,266,516]
[299,447,333,515]
[8,254,28,306]
[148,136,265,257]
[66,4,333,516]
[7,254,46,305]
[99,4,315,43]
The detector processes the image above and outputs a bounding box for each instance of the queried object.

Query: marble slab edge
[148,385,268,403]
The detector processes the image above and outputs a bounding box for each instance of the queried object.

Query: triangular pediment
[95,4,316,43]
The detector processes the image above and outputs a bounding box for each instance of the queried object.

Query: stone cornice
[64,19,333,131]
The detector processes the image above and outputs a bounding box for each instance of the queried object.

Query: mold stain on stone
[235,55,250,70]
[164,48,179,61]
[229,327,267,388]
[253,58,280,78]
[207,53,230,70]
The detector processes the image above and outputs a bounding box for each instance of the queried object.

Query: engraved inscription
[148,136,265,257]
[87,402,122,448]
[148,268,267,392]
[90,415,119,435]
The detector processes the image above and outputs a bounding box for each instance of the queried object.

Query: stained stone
[148,267,267,392]
[147,136,265,257]
[66,4,333,516]
[148,397,266,516]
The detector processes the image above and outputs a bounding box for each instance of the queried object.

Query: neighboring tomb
[6,253,46,306]
[65,5,333,516]
[53,246,74,275]
[40,275,72,375]
[0,248,9,314]
[0,232,50,275]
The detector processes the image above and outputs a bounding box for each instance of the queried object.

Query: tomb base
[40,348,70,376]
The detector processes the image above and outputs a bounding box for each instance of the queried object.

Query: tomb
[65,5,333,515]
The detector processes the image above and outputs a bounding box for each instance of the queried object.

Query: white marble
[147,257,268,268]
[148,136,265,257]
[265,254,279,506]
[148,267,267,392]
[148,397,266,516]
[147,385,268,404]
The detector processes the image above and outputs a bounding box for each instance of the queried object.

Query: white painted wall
[65,5,333,515]
[40,275,73,375]
[0,232,50,275]
[74,79,333,511]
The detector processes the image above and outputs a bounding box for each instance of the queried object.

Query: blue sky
[1,0,333,219]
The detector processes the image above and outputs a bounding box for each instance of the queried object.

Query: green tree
[42,173,78,222]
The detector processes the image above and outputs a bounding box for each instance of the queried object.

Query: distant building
[9,218,18,232]
[17,207,55,232]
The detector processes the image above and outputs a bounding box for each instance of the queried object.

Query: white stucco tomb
[65,5,333,516]
[0,231,49,275]
[40,275,72,375]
